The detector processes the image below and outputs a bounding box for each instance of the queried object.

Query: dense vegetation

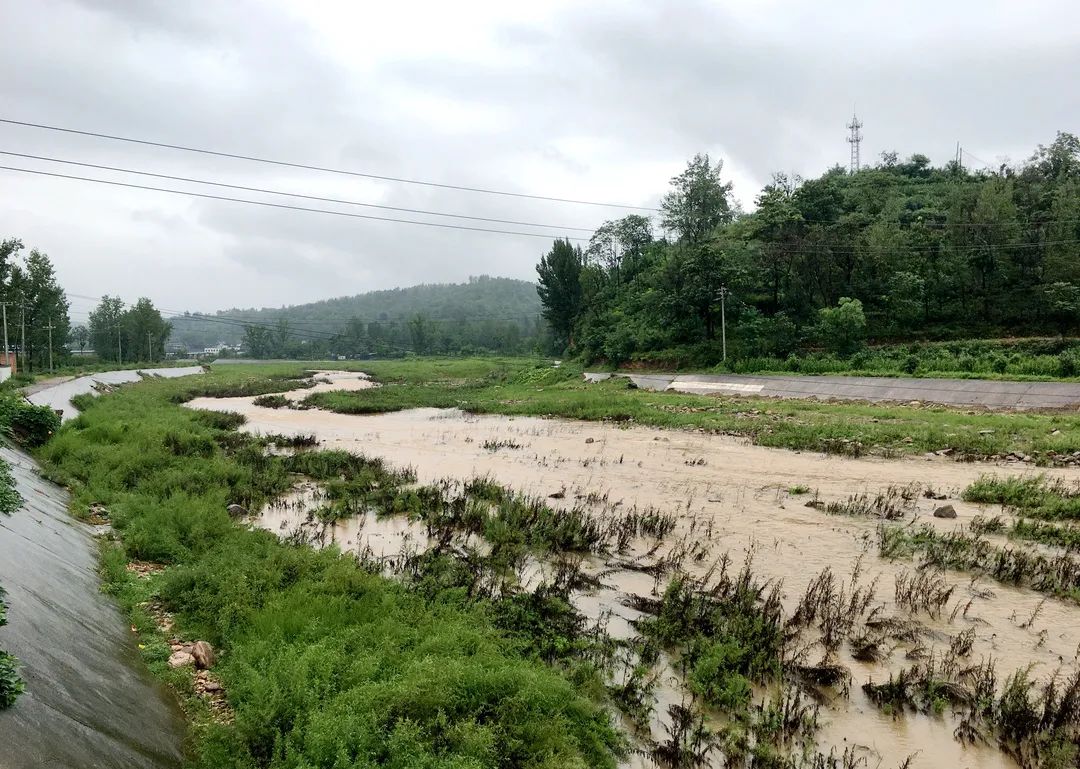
[537,133,1080,367]
[644,337,1080,380]
[37,370,622,768]
[169,276,546,357]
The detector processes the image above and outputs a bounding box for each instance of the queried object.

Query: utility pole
[147,331,153,362]
[116,324,123,364]
[0,302,8,374]
[717,285,729,362]
[19,299,26,374]
[846,112,863,173]
[45,317,55,373]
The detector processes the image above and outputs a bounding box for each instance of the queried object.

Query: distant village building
[200,343,237,357]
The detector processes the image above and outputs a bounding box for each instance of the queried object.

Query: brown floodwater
[188,372,1080,769]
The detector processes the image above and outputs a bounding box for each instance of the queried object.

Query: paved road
[584,372,1080,410]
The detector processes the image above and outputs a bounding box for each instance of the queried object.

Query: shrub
[817,297,867,356]
[0,396,61,447]
[1059,349,1080,377]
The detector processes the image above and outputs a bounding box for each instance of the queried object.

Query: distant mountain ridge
[168,275,541,349]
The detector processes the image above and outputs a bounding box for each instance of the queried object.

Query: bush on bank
[0,394,61,448]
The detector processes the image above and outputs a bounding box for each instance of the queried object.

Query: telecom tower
[846,113,863,173]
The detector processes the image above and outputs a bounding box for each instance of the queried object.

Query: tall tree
[242,325,275,358]
[536,239,584,351]
[408,313,434,353]
[660,154,735,245]
[88,296,126,363]
[122,298,171,362]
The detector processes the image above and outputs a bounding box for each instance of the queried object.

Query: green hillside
[169,275,544,355]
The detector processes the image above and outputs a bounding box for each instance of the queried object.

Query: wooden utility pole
[147,331,153,362]
[0,302,8,373]
[45,317,55,373]
[19,299,26,373]
[717,285,730,362]
[116,324,122,364]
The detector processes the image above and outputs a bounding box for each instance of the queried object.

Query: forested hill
[536,132,1080,366]
[169,276,542,352]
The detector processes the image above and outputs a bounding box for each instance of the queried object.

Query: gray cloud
[1,0,1077,313]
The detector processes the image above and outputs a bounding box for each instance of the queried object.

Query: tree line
[0,238,71,372]
[1,238,175,371]
[537,132,1080,364]
[240,312,546,360]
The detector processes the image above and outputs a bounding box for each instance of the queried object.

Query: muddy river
[189,371,1080,769]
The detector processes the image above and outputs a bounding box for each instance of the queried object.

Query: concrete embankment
[0,445,185,768]
[26,366,203,421]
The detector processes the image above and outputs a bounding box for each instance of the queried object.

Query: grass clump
[35,371,624,768]
[963,474,1080,520]
[878,523,1080,602]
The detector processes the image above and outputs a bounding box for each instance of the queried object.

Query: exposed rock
[168,651,195,668]
[192,640,216,670]
[226,504,249,517]
[933,504,958,519]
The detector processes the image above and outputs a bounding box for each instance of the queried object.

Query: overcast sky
[2,0,1078,322]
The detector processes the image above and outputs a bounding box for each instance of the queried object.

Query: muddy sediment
[189,372,1080,769]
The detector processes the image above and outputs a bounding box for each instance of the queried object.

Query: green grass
[963,475,1080,520]
[304,359,1080,462]
[37,369,622,769]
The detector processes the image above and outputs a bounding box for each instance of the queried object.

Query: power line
[0,117,659,212]
[0,150,596,233]
[0,165,589,242]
